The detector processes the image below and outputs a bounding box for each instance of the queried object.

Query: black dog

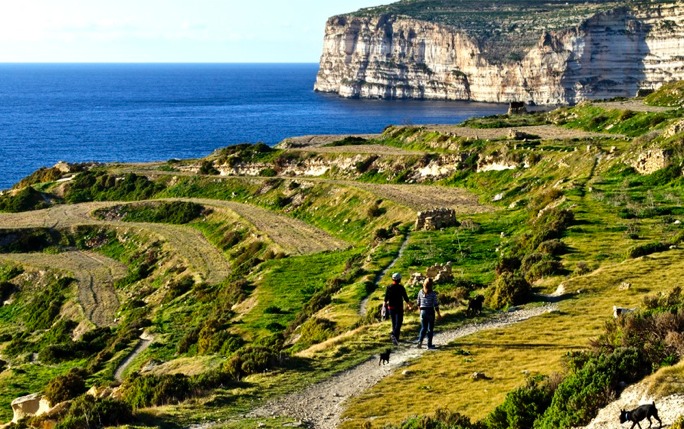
[466,295,485,316]
[379,349,391,365]
[619,402,662,429]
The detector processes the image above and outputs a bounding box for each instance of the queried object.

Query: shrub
[56,395,133,429]
[0,186,49,212]
[0,281,16,302]
[43,369,87,404]
[199,160,219,175]
[65,171,163,203]
[485,272,531,310]
[485,375,555,429]
[259,168,278,177]
[626,242,669,258]
[386,408,482,429]
[298,317,336,348]
[536,348,644,428]
[123,373,192,408]
[495,256,521,275]
[536,239,566,256]
[25,277,72,330]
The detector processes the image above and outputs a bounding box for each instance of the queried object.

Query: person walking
[416,277,441,349]
[384,272,412,346]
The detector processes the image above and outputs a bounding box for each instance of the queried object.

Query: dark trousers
[418,308,436,346]
[389,308,404,341]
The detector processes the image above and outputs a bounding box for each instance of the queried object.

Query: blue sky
[0,1,391,63]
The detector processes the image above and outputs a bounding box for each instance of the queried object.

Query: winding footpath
[249,304,557,429]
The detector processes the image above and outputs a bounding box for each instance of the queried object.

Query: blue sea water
[0,63,507,190]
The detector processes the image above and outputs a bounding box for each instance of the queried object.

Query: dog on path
[379,349,391,365]
[619,402,662,429]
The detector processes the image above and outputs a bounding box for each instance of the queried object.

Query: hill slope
[0,90,683,428]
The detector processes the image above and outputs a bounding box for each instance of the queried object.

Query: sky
[0,0,391,63]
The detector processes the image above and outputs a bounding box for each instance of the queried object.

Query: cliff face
[314,2,684,105]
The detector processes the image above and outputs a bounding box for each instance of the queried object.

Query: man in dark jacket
[384,272,412,345]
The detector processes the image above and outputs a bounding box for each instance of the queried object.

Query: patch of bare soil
[595,99,674,113]
[248,304,557,429]
[289,144,425,155]
[423,124,618,141]
[330,181,494,213]
[0,251,126,327]
[187,199,349,255]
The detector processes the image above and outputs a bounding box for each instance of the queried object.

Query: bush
[56,395,133,429]
[199,160,219,175]
[485,376,555,429]
[485,272,531,310]
[626,242,669,258]
[536,239,566,256]
[0,186,49,212]
[65,171,163,203]
[43,369,87,404]
[536,348,644,428]
[123,373,192,408]
[386,408,483,429]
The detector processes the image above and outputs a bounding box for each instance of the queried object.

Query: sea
[0,63,508,190]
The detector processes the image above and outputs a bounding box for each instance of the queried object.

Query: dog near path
[619,401,662,429]
[378,349,391,365]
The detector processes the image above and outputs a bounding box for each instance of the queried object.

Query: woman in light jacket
[416,277,441,349]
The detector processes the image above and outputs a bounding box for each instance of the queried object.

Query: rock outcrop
[11,393,51,423]
[314,2,684,105]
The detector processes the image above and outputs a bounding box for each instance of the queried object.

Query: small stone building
[415,208,459,230]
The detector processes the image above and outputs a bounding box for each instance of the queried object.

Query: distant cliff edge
[314,0,684,105]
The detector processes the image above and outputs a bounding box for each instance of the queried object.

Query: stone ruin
[507,101,527,115]
[415,208,459,230]
[409,261,454,286]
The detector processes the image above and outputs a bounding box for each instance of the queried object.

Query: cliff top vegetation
[346,0,678,63]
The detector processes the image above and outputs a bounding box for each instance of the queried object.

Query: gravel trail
[249,304,557,429]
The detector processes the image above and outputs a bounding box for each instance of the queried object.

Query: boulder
[11,393,51,423]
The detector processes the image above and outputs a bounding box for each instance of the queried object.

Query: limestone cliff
[314,1,684,105]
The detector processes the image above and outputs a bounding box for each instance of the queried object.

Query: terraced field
[0,251,126,327]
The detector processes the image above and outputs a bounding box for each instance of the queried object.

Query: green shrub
[485,376,555,429]
[25,277,72,330]
[385,408,483,429]
[536,348,644,428]
[14,166,63,189]
[65,171,163,203]
[626,242,669,258]
[259,168,278,177]
[298,317,336,348]
[123,373,192,408]
[199,160,219,175]
[536,239,566,256]
[56,395,133,429]
[485,272,531,310]
[43,369,87,404]
[117,201,206,224]
[0,186,49,212]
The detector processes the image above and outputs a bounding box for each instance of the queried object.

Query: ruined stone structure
[415,208,458,230]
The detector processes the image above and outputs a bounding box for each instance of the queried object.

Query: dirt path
[0,251,126,327]
[113,331,154,382]
[359,232,412,317]
[249,304,557,429]
[423,124,619,141]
